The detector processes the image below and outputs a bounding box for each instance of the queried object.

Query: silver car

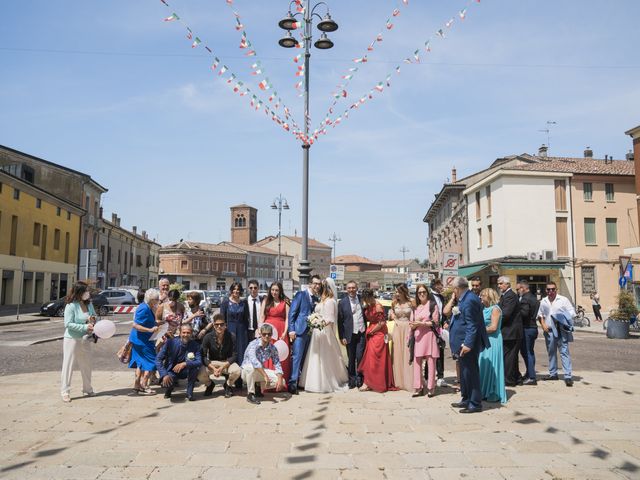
[100,289,137,305]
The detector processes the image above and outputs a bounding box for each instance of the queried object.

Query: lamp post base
[298,260,312,286]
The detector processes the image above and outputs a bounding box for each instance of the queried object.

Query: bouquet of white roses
[307,312,326,331]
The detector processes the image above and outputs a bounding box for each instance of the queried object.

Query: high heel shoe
[412,390,425,398]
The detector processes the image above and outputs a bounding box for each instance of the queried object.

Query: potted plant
[606,289,638,339]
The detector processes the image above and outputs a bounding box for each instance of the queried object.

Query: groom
[337,281,366,389]
[288,274,322,394]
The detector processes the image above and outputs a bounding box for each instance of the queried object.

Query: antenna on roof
[538,121,557,151]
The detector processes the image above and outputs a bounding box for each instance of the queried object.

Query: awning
[501,263,565,270]
[457,264,488,277]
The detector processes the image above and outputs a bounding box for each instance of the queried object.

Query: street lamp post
[271,195,290,282]
[278,1,338,285]
[400,245,410,283]
[328,232,341,263]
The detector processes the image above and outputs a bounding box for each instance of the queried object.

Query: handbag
[117,341,132,364]
[431,325,446,350]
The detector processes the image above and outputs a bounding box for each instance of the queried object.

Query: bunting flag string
[312,0,481,142]
[316,0,411,138]
[157,0,305,140]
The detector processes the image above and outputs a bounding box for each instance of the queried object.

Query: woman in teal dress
[478,288,507,404]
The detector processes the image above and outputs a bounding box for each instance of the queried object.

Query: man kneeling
[198,314,242,398]
[241,324,285,405]
[156,324,202,401]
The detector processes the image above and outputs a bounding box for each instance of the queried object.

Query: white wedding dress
[300,298,349,393]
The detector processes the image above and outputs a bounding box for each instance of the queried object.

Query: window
[605,183,614,202]
[556,218,568,257]
[487,225,493,246]
[117,250,121,265]
[583,183,592,201]
[100,246,105,263]
[475,191,481,221]
[13,188,20,200]
[477,228,482,248]
[230,263,236,273]
[56,207,61,216]
[67,211,71,220]
[202,261,208,271]
[41,225,47,260]
[64,232,70,263]
[247,267,252,276]
[136,255,142,267]
[124,252,128,269]
[36,198,42,209]
[581,266,596,295]
[194,260,199,270]
[213,262,218,271]
[85,195,90,209]
[554,180,567,211]
[584,218,596,245]
[107,246,112,262]
[33,222,41,246]
[485,186,492,216]
[223,262,229,271]
[10,215,18,255]
[606,218,618,245]
[54,229,61,250]
[181,260,188,269]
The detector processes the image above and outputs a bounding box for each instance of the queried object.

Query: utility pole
[399,246,410,282]
[328,232,341,263]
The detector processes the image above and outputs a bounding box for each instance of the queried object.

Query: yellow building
[0,170,83,306]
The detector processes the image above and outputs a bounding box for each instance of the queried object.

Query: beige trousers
[60,337,93,395]
[241,366,279,394]
[197,361,242,386]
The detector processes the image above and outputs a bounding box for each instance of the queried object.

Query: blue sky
[2,1,639,263]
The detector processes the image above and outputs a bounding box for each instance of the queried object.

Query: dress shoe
[565,378,574,387]
[187,394,195,402]
[247,393,261,405]
[459,407,482,414]
[451,401,468,408]
[224,384,234,398]
[164,388,173,399]
[204,383,215,397]
[542,375,559,381]
[516,378,524,386]
[288,384,298,395]
[505,382,517,387]
[523,378,537,386]
[255,385,265,398]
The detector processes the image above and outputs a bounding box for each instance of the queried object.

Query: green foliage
[169,283,186,303]
[608,289,638,322]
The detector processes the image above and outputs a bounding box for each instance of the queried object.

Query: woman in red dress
[260,282,291,383]
[358,289,396,393]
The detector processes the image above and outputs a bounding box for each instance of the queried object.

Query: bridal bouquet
[307,312,327,331]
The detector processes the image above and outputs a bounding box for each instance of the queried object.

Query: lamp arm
[310,1,329,16]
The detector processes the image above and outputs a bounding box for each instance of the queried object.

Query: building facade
[98,213,160,289]
[159,242,246,291]
[0,170,83,305]
[256,235,331,283]
[219,242,293,289]
[230,204,257,245]
[333,255,382,272]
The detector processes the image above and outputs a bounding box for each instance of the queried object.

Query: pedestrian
[156,324,202,401]
[199,314,242,398]
[246,279,263,340]
[60,281,97,403]
[242,324,286,405]
[261,281,291,384]
[470,277,482,297]
[155,288,185,345]
[337,280,366,389]
[411,285,440,398]
[449,277,490,413]
[430,279,451,388]
[538,281,575,387]
[183,291,209,341]
[388,283,414,392]
[591,292,603,322]
[129,288,160,395]
[518,280,540,385]
[158,278,170,304]
[497,276,523,387]
[478,288,507,404]
[220,282,250,386]
[357,289,396,393]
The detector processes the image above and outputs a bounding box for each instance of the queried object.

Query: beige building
[256,235,331,283]
[333,255,382,272]
[219,241,293,289]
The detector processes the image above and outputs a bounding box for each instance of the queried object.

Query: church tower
[230,204,257,245]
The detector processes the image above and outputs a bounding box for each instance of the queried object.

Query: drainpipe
[568,177,577,303]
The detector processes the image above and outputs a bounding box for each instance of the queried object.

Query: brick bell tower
[230,204,257,245]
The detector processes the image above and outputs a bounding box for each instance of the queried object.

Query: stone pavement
[1,369,639,480]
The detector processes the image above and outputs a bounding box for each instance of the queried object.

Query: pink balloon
[274,339,289,361]
[93,319,116,339]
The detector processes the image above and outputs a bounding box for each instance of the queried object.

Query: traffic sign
[442,269,458,288]
[330,272,337,280]
[443,253,459,271]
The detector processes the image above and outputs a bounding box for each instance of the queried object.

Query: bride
[300,277,349,393]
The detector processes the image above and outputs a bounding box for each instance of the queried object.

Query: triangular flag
[191,37,201,48]
[164,13,179,22]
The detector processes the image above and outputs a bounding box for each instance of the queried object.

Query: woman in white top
[300,278,349,393]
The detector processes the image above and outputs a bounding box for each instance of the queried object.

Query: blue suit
[450,289,490,409]
[288,290,315,385]
[155,337,202,397]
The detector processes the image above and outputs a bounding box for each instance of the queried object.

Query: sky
[2,1,639,263]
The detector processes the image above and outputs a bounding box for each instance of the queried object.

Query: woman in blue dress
[129,288,160,395]
[220,282,249,370]
[478,288,508,404]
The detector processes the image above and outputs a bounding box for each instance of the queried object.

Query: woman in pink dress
[260,282,291,383]
[411,285,440,397]
[358,289,396,393]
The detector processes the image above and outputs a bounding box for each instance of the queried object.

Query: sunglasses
[417,291,428,295]
[546,288,557,292]
[249,286,258,290]
[213,323,226,327]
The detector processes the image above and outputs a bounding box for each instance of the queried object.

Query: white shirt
[248,294,260,330]
[537,294,576,329]
[349,295,365,334]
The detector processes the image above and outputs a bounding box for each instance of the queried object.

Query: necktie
[252,298,258,330]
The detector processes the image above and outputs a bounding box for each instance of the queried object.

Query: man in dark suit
[287,274,322,394]
[449,276,489,413]
[244,279,264,341]
[497,276,523,387]
[518,280,540,385]
[337,280,366,389]
[156,324,202,401]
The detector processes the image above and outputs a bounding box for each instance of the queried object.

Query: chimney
[132,226,137,235]
[538,144,548,158]
[142,230,147,239]
[99,207,103,219]
[111,213,117,223]
[451,167,457,183]
[584,147,593,158]
[626,149,634,161]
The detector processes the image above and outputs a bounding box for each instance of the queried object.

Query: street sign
[330,272,337,280]
[442,269,458,288]
[330,264,345,281]
[443,252,459,271]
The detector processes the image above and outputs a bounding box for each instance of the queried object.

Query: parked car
[114,285,140,303]
[206,290,223,307]
[183,290,209,309]
[41,293,109,317]
[100,289,137,305]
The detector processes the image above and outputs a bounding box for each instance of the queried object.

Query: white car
[183,290,208,309]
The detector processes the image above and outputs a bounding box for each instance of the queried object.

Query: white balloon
[274,339,289,361]
[93,320,116,339]
[264,323,278,340]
